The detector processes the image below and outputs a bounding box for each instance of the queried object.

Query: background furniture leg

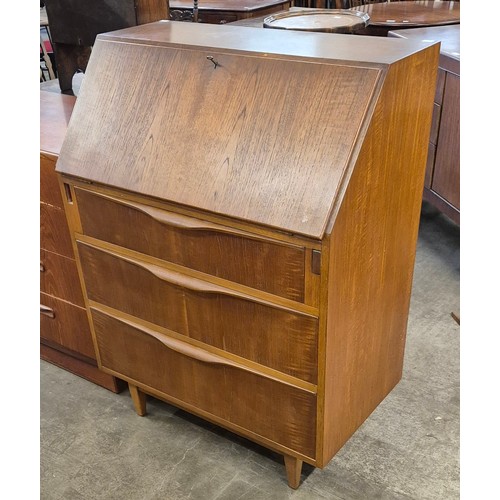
[129,383,147,416]
[284,454,303,489]
[53,42,91,95]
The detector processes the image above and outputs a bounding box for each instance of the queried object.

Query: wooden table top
[40,91,76,156]
[388,23,459,73]
[351,1,460,28]
[389,24,459,60]
[170,0,290,12]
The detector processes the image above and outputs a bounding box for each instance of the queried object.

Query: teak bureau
[55,21,439,488]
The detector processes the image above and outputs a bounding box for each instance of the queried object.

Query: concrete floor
[40,202,460,500]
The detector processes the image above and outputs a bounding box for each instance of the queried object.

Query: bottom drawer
[40,293,95,360]
[91,307,317,458]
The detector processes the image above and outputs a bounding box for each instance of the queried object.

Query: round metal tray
[263,9,370,34]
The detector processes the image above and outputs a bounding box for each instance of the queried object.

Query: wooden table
[169,0,291,24]
[389,24,460,224]
[351,1,460,36]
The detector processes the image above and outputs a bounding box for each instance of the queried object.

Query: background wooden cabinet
[390,25,460,224]
[169,0,291,23]
[40,91,123,392]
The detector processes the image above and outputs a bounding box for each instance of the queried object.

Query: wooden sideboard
[169,0,291,23]
[40,90,123,392]
[55,22,439,488]
[389,24,460,224]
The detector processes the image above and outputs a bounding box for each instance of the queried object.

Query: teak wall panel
[320,45,439,465]
[57,40,380,238]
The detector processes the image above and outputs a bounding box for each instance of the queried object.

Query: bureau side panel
[320,45,440,465]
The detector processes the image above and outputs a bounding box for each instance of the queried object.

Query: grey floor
[40,202,460,500]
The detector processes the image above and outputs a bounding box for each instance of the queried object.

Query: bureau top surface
[56,22,437,239]
[40,91,76,156]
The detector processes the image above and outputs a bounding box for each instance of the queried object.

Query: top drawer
[40,154,63,209]
[74,187,309,303]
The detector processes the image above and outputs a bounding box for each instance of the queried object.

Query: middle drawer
[77,241,318,384]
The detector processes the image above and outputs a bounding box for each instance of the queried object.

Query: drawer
[40,203,74,259]
[424,142,436,189]
[74,187,309,303]
[199,12,238,24]
[40,292,95,360]
[429,103,441,146]
[434,68,446,105]
[78,241,318,383]
[92,307,317,458]
[40,154,63,209]
[40,249,85,307]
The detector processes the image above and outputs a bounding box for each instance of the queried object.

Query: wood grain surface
[40,248,85,307]
[40,292,96,360]
[58,36,379,238]
[78,241,319,382]
[319,42,439,465]
[170,0,289,11]
[40,203,74,259]
[92,307,317,458]
[75,187,308,302]
[352,1,460,27]
[430,72,460,210]
[40,91,76,156]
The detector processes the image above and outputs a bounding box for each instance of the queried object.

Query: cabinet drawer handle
[40,262,45,272]
[78,188,294,245]
[40,305,55,319]
[138,260,314,316]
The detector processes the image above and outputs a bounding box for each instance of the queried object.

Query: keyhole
[206,56,220,69]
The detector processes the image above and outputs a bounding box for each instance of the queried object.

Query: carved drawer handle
[40,305,55,319]
[139,260,315,317]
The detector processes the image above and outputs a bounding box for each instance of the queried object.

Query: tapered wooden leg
[284,454,303,489]
[128,383,147,416]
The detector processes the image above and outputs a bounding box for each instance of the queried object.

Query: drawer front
[40,292,95,360]
[40,249,85,307]
[78,241,318,383]
[92,308,316,458]
[429,103,441,146]
[434,68,446,105]
[40,203,74,259]
[424,142,436,189]
[75,187,307,303]
[40,154,63,209]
